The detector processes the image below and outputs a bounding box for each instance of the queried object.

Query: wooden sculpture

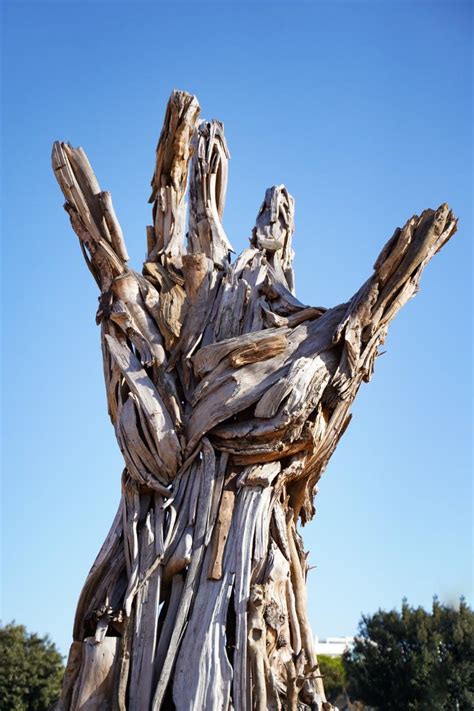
[52,90,457,710]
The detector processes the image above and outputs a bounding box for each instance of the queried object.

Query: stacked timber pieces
[52,90,457,711]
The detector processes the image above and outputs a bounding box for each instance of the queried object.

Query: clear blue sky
[1,0,472,658]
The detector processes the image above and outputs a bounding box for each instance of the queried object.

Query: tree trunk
[52,90,457,711]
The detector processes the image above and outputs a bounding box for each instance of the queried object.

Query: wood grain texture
[52,89,457,710]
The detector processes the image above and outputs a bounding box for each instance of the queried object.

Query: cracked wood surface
[52,89,457,711]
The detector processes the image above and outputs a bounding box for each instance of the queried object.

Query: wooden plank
[105,333,180,480]
[207,489,235,580]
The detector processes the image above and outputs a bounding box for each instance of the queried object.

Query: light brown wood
[208,489,235,580]
[52,89,457,710]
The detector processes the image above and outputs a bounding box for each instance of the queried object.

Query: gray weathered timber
[52,90,457,710]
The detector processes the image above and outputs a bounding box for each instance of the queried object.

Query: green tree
[0,622,64,711]
[431,596,474,709]
[318,654,347,702]
[343,599,474,711]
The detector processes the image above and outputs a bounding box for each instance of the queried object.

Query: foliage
[0,622,64,711]
[318,654,347,702]
[343,598,474,710]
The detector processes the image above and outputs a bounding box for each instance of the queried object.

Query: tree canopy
[318,654,347,702]
[0,622,64,711]
[343,598,474,710]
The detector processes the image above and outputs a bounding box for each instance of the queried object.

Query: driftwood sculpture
[52,90,457,711]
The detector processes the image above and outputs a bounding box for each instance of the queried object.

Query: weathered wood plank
[105,333,180,480]
[148,90,200,260]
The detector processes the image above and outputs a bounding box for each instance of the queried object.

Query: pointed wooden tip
[148,90,201,208]
[169,88,200,107]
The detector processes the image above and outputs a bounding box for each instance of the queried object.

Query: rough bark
[52,90,457,710]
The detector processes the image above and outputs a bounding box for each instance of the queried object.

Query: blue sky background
[1,0,472,658]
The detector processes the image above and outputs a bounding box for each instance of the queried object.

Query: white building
[314,636,354,657]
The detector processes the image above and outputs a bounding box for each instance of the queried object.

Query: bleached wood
[71,637,118,710]
[148,90,200,260]
[251,185,296,293]
[188,119,234,266]
[104,333,180,480]
[98,191,130,263]
[193,327,291,378]
[151,440,215,710]
[52,89,457,710]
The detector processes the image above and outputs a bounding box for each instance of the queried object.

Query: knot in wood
[264,598,285,630]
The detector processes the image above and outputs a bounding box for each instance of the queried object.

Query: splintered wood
[52,89,457,711]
